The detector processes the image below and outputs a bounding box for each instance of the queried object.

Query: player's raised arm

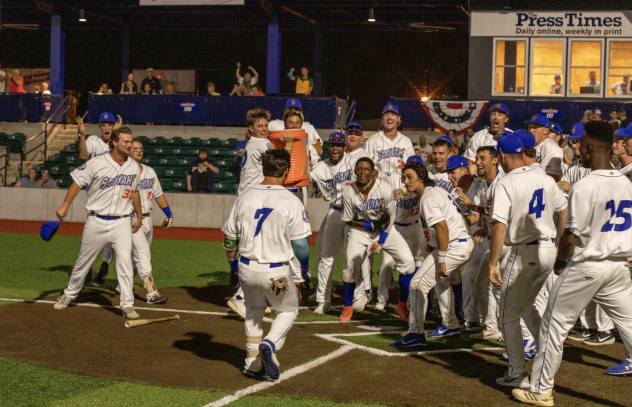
[77,116,90,160]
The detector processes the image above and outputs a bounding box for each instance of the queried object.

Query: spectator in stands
[611,74,630,95]
[581,109,594,123]
[97,84,113,94]
[0,62,6,93]
[593,109,603,121]
[609,110,621,127]
[619,82,631,96]
[289,67,314,96]
[417,135,433,164]
[141,68,162,94]
[446,129,459,155]
[584,71,601,94]
[35,83,51,95]
[235,63,258,94]
[550,74,563,94]
[164,82,177,95]
[9,69,25,93]
[187,148,219,193]
[207,82,220,96]
[140,83,152,95]
[619,109,628,123]
[120,73,138,94]
[235,129,251,167]
[14,168,39,188]
[36,169,59,189]
[414,146,422,157]
[250,83,265,96]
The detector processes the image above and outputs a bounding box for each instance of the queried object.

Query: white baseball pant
[239,259,299,373]
[462,238,490,323]
[476,244,510,332]
[131,216,154,278]
[102,243,113,264]
[408,240,474,333]
[580,301,615,332]
[500,240,556,378]
[63,216,135,309]
[316,208,345,304]
[530,260,632,394]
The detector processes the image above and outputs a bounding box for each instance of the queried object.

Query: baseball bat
[124,314,180,328]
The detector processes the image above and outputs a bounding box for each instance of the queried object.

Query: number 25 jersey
[222,185,312,264]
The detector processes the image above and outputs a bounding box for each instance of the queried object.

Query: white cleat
[496,372,530,389]
[353,294,369,313]
[122,307,140,319]
[374,300,388,311]
[470,329,503,341]
[512,389,554,406]
[227,294,246,319]
[54,294,72,310]
[313,302,332,314]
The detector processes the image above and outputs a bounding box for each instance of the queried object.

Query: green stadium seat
[173,180,187,191]
[0,133,9,146]
[215,159,235,169]
[46,154,64,164]
[7,133,26,154]
[203,138,222,148]
[56,177,73,188]
[35,163,48,172]
[184,137,203,147]
[164,167,186,180]
[153,147,170,156]
[172,147,190,157]
[209,148,230,158]
[160,179,174,192]
[178,158,194,167]
[142,147,154,157]
[141,157,160,167]
[61,144,78,156]
[214,181,236,194]
[66,155,83,166]
[148,137,166,146]
[159,157,179,167]
[222,169,239,178]
[166,137,183,147]
[50,164,69,177]
[190,148,201,157]
[222,138,239,149]
[153,167,166,178]
[137,136,149,145]
[224,149,238,158]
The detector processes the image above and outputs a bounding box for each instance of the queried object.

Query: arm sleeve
[341,186,355,223]
[420,191,446,228]
[153,174,164,199]
[291,238,310,270]
[70,161,94,188]
[288,198,312,240]
[553,184,568,212]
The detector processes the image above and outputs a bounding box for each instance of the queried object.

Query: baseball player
[557,123,590,195]
[390,160,473,347]
[513,120,632,406]
[268,98,323,164]
[53,127,143,319]
[427,137,456,193]
[525,113,564,181]
[463,103,512,164]
[614,126,632,179]
[488,135,567,389]
[339,157,416,323]
[222,149,311,381]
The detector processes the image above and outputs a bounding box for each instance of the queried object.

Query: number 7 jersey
[222,185,312,264]
[566,169,632,262]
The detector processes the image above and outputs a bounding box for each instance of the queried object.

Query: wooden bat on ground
[124,314,180,328]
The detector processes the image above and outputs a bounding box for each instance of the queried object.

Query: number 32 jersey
[491,166,567,246]
[567,170,632,263]
[222,185,312,264]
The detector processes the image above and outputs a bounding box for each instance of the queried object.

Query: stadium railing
[0,94,66,123]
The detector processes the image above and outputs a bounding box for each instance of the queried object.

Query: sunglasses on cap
[346,124,363,133]
[329,135,346,143]
[568,139,581,145]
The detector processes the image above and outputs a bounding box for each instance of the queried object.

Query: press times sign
[471,11,632,37]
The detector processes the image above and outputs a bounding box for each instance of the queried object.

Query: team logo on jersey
[302,210,309,223]
[333,169,352,185]
[434,178,454,194]
[355,198,385,212]
[536,156,541,163]
[139,177,155,189]
[100,174,137,189]
[376,147,405,161]
[76,163,87,171]
[266,142,272,149]
[397,195,419,210]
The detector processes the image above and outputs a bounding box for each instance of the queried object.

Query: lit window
[529,39,566,96]
[606,40,632,98]
[568,40,603,97]
[492,39,527,95]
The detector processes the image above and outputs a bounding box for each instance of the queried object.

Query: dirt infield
[1,285,631,406]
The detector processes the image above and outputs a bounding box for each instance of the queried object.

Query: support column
[266,10,281,95]
[122,26,131,84]
[50,13,65,95]
[314,26,323,97]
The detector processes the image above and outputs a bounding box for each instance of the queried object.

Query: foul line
[202,345,354,407]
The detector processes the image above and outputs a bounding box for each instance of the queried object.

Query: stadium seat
[7,133,26,154]
[0,133,8,146]
[165,167,186,180]
[159,157,179,167]
[184,137,203,147]
[50,164,69,177]
[142,157,160,167]
[178,158,194,167]
[190,148,201,156]
[153,167,166,178]
[153,147,170,156]
[223,169,238,178]
[214,181,236,194]
[56,177,73,188]
[35,163,48,172]
[148,137,166,146]
[66,155,83,166]
[137,136,149,145]
[222,138,238,149]
[203,138,222,148]
[209,148,230,158]
[142,147,154,157]
[173,180,188,191]
[46,154,64,164]
[160,179,174,192]
[172,147,190,157]
[166,137,183,147]
[61,144,78,156]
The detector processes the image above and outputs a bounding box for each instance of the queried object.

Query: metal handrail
[0,154,8,186]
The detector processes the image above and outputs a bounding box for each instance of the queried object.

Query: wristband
[378,231,389,246]
[162,206,172,218]
[364,221,374,231]
[437,250,447,264]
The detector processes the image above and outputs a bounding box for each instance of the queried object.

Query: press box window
[492,39,527,95]
[568,40,604,97]
[529,39,566,97]
[606,40,632,98]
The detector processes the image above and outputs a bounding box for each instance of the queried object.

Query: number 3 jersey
[138,164,164,214]
[70,154,141,217]
[419,186,470,247]
[566,169,632,263]
[491,166,567,246]
[222,185,312,264]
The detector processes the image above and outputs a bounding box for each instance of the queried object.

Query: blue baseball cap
[99,112,115,123]
[625,122,632,137]
[497,135,524,154]
[445,155,469,171]
[285,98,302,109]
[512,129,535,148]
[407,155,424,164]
[328,132,346,145]
[549,122,563,136]
[615,127,629,138]
[554,74,562,79]
[40,221,61,242]
[569,123,585,139]
[436,135,454,146]
[524,113,551,128]
[489,103,508,115]
[346,122,363,135]
[382,103,400,115]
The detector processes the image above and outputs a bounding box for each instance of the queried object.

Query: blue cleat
[390,333,427,347]
[502,339,537,360]
[428,325,461,338]
[259,340,280,381]
[607,356,632,376]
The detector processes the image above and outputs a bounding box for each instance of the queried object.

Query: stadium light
[368,7,375,22]
[421,97,428,101]
[79,9,86,22]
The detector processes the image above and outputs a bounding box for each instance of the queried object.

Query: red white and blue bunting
[421,100,489,135]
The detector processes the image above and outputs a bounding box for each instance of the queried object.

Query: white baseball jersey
[70,154,141,217]
[137,164,164,214]
[222,185,311,263]
[342,178,395,223]
[567,170,632,262]
[419,186,471,247]
[561,160,590,190]
[475,171,504,238]
[535,138,564,177]
[85,135,111,159]
[237,137,273,196]
[268,119,322,164]
[463,127,512,161]
[310,156,354,207]
[363,131,413,190]
[491,166,567,246]
[620,161,632,180]
[466,178,487,234]
[427,165,455,194]
[395,193,421,224]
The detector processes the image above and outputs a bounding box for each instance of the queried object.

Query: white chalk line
[202,345,354,407]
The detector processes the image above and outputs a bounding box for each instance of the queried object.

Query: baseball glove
[161,217,173,229]
[270,277,289,296]
[373,213,391,232]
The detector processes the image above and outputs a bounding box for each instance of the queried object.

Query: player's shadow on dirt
[32,288,122,317]
[554,384,628,407]
[173,332,244,369]
[40,265,74,275]
[561,342,621,368]
[184,282,238,308]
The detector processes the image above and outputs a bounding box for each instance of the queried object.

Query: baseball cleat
[308,292,317,302]
[374,300,388,311]
[496,372,530,389]
[91,261,109,286]
[428,325,461,338]
[353,293,369,313]
[242,368,264,379]
[390,333,427,347]
[227,294,246,319]
[461,320,483,332]
[512,389,554,406]
[265,307,272,315]
[394,302,409,322]
[567,328,595,342]
[338,305,354,322]
[259,340,280,381]
[502,339,537,360]
[606,356,632,376]
[84,271,93,285]
[146,293,168,305]
[313,302,332,314]
[115,285,121,294]
[585,330,615,346]
[54,294,72,310]
[122,307,140,319]
[470,328,503,341]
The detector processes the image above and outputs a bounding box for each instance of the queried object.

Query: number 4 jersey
[491,166,567,246]
[567,169,632,263]
[222,185,312,264]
